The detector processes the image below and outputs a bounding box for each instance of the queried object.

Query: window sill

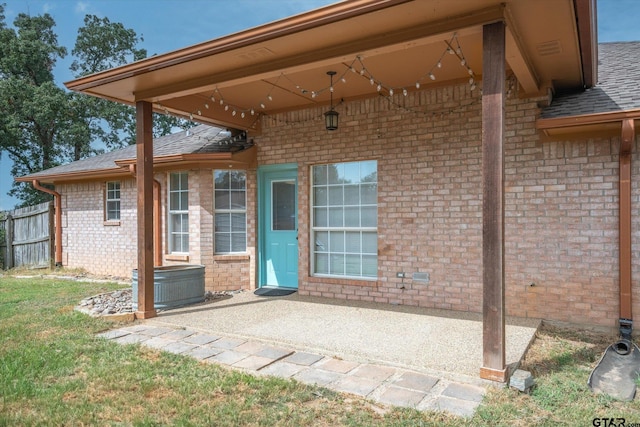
[213,254,250,262]
[103,221,121,226]
[308,275,378,287]
[166,254,190,262]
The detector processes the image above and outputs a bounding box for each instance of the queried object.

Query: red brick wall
[57,81,639,329]
[255,83,639,329]
[60,179,138,277]
[59,168,256,292]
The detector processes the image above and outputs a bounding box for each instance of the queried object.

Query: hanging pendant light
[324,71,339,131]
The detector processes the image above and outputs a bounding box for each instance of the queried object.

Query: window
[168,172,189,253]
[214,170,247,253]
[312,160,377,279]
[105,181,121,221]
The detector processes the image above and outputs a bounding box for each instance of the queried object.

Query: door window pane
[272,180,296,231]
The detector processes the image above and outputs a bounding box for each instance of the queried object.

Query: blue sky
[0,0,637,210]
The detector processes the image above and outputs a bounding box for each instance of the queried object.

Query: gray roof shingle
[542,42,640,118]
[20,125,251,180]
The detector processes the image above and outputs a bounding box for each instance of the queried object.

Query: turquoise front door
[259,164,298,288]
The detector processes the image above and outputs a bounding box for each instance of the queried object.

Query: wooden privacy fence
[0,201,54,270]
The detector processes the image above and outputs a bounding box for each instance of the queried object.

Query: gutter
[31,180,63,267]
[619,119,634,340]
[129,165,163,267]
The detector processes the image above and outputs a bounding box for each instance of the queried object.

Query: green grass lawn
[1,273,639,426]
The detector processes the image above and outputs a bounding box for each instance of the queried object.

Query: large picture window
[105,181,120,221]
[214,170,247,253]
[312,160,377,279]
[168,172,189,253]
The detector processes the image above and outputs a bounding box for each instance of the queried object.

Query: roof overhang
[15,146,257,185]
[536,109,640,140]
[15,168,131,185]
[65,0,596,134]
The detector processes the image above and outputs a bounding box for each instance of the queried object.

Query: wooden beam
[480,21,507,383]
[574,0,598,88]
[135,101,157,319]
[504,7,539,94]
[619,119,634,326]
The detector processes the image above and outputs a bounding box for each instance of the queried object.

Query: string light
[179,33,478,125]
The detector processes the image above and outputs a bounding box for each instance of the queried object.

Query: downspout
[129,165,163,266]
[619,119,634,341]
[31,180,63,267]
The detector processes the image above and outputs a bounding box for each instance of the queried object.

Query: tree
[70,15,191,157]
[0,4,71,205]
[0,6,192,206]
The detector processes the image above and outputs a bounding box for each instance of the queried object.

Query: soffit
[65,0,591,133]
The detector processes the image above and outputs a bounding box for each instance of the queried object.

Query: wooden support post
[135,101,156,319]
[480,21,507,383]
[619,118,634,336]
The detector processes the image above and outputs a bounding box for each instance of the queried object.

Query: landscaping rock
[75,288,241,318]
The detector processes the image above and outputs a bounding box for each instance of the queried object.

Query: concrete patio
[96,290,541,417]
[142,291,539,382]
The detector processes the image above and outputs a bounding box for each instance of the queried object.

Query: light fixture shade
[325,109,339,131]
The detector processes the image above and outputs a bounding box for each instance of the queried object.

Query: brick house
[19,126,258,288]
[17,0,639,381]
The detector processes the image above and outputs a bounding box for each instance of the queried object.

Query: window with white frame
[168,172,189,253]
[214,170,247,253]
[312,160,377,279]
[105,181,121,221]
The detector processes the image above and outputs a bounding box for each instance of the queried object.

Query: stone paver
[316,358,359,374]
[183,333,220,345]
[163,329,196,340]
[97,329,130,340]
[119,325,149,333]
[234,355,275,370]
[255,346,293,360]
[162,341,198,355]
[428,396,480,418]
[294,367,345,386]
[351,364,396,382]
[393,371,440,391]
[331,375,381,397]
[97,325,491,418]
[259,361,306,378]
[211,350,249,365]
[378,386,427,408]
[283,352,324,366]
[235,341,268,354]
[442,382,485,402]
[140,327,174,337]
[188,346,223,360]
[114,333,149,345]
[209,338,246,350]
[143,336,175,350]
